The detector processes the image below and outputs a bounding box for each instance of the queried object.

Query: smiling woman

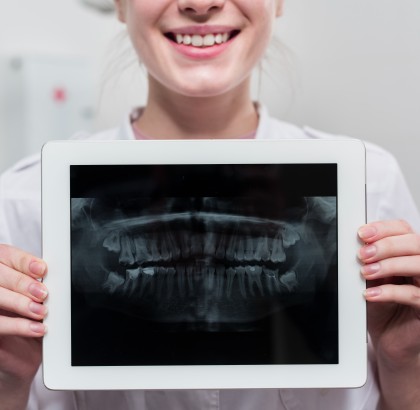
[0,0,420,409]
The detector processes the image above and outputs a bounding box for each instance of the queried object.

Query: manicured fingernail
[29,322,47,334]
[360,245,377,259]
[364,287,382,298]
[361,263,381,276]
[29,260,46,276]
[28,283,48,300]
[29,302,47,316]
[358,226,377,240]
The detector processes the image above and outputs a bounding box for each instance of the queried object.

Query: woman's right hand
[0,244,48,398]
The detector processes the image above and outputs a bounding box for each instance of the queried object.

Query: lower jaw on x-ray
[70,164,338,366]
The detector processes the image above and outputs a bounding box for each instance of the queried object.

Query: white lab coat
[1,106,419,410]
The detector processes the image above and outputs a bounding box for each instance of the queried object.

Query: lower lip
[169,39,232,60]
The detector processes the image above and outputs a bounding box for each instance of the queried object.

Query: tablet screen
[70,164,337,367]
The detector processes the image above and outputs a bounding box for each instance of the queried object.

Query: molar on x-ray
[71,195,337,329]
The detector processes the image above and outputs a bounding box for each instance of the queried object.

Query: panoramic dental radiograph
[70,164,338,366]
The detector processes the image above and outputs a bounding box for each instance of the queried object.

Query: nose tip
[178,0,225,16]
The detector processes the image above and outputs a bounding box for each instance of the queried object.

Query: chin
[158,69,248,99]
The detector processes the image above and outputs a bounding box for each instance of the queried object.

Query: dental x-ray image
[70,164,338,366]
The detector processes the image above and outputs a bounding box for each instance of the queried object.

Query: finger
[361,255,420,280]
[364,283,420,310]
[0,244,47,279]
[358,220,414,244]
[0,263,48,302]
[0,287,48,321]
[0,316,47,337]
[358,233,420,264]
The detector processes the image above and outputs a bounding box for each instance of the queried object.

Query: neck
[136,76,258,140]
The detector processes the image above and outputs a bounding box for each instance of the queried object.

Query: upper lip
[166,25,238,35]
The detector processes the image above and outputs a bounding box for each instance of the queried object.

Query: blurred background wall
[0,0,419,206]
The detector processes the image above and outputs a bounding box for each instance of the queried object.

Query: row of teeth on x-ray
[100,218,301,299]
[102,219,300,266]
[72,197,337,306]
[103,265,299,299]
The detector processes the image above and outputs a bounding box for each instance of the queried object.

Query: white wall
[270,0,420,207]
[1,0,419,208]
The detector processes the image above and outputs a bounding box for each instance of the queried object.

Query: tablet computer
[42,138,367,390]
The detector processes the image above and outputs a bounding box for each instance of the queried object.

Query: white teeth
[271,235,286,263]
[226,233,237,262]
[139,269,154,296]
[159,234,171,262]
[166,231,181,259]
[179,231,191,259]
[149,235,161,260]
[174,32,231,47]
[215,234,227,259]
[133,235,153,263]
[192,34,203,47]
[119,234,136,266]
[203,34,215,46]
[143,267,155,276]
[126,267,141,281]
[280,270,298,292]
[226,267,236,297]
[281,224,300,248]
[263,268,281,295]
[103,271,124,293]
[236,266,247,298]
[244,236,254,262]
[103,231,120,253]
[255,236,270,262]
[215,33,223,44]
[246,266,264,296]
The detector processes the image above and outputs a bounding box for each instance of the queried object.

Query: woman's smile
[164,25,240,59]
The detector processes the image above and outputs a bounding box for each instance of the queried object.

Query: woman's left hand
[358,219,420,409]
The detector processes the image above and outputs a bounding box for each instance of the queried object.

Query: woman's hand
[0,244,48,407]
[358,220,420,410]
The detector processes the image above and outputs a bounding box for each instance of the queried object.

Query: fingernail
[361,263,381,276]
[364,287,382,298]
[29,322,47,334]
[29,302,48,316]
[358,226,377,240]
[29,260,46,276]
[28,283,48,300]
[360,245,377,259]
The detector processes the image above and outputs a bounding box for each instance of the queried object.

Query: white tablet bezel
[42,139,366,391]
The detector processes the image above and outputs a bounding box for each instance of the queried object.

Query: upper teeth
[175,33,230,47]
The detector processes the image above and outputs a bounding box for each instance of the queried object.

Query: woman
[1,0,420,408]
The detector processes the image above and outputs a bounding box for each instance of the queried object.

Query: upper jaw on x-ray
[71,196,336,330]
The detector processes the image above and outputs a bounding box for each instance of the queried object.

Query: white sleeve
[0,156,43,256]
[0,172,13,245]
